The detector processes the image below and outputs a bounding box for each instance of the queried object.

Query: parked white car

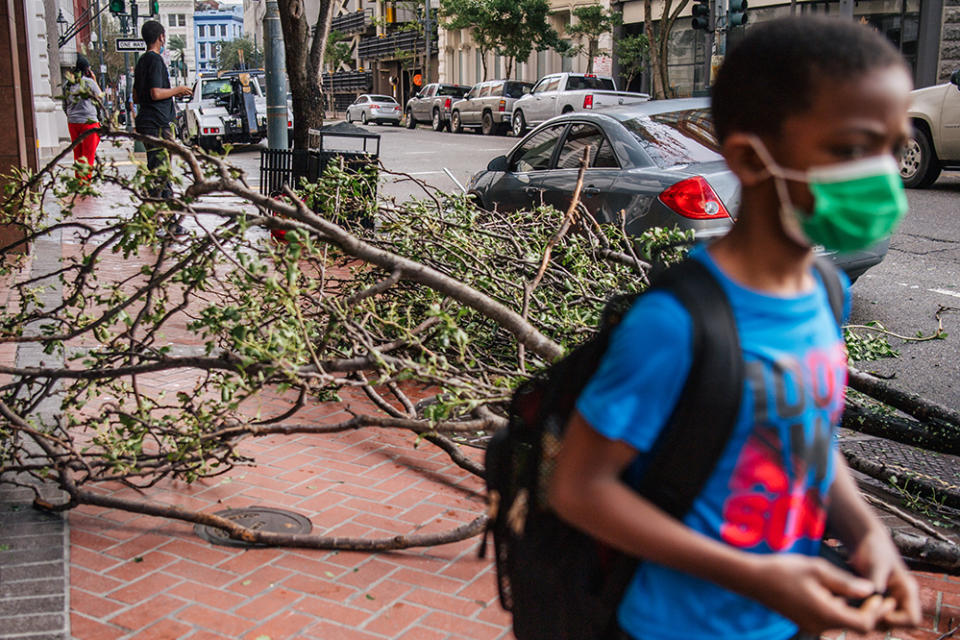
[900,69,960,188]
[345,94,402,126]
[510,72,649,136]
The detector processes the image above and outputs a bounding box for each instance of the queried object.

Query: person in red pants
[64,55,103,181]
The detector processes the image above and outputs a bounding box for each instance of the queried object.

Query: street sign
[116,38,146,52]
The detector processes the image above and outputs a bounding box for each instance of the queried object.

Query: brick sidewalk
[2,148,958,640]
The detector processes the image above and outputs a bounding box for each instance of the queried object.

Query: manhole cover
[194,507,313,548]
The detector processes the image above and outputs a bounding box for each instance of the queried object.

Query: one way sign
[115,38,146,52]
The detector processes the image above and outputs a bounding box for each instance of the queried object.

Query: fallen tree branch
[842,400,960,456]
[848,367,960,431]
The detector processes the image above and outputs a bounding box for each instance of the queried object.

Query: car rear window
[564,76,616,91]
[620,109,723,169]
[503,82,532,98]
[371,95,397,103]
[201,79,233,100]
[438,85,469,97]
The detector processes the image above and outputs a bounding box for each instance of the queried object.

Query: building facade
[195,4,243,73]
[158,0,196,84]
[438,0,955,95]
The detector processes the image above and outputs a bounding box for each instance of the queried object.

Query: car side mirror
[487,155,509,172]
[952,69,960,88]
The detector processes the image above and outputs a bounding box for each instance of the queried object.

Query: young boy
[548,16,922,640]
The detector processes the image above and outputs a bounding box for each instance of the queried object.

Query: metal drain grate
[194,507,313,548]
[840,439,960,497]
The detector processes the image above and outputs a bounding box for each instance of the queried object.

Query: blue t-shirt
[576,246,850,640]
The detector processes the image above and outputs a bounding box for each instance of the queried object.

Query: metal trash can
[259,123,380,196]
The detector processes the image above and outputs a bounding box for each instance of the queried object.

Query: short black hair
[712,16,907,143]
[141,20,164,46]
[75,54,90,74]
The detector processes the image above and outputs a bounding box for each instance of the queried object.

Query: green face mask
[750,138,909,253]
[799,156,908,253]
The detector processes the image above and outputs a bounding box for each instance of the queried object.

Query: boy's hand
[175,86,193,98]
[847,528,922,628]
[748,554,894,635]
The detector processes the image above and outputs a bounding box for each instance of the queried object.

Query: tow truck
[177,70,293,150]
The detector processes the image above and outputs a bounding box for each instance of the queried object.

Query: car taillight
[444,97,451,109]
[498,99,506,112]
[583,94,594,109]
[585,73,597,78]
[658,176,729,220]
[371,104,380,109]
[287,120,292,127]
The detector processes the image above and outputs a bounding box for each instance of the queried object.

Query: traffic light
[692,0,710,31]
[149,0,159,16]
[728,0,748,26]
[108,0,125,14]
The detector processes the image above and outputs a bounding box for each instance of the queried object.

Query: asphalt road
[226,124,960,410]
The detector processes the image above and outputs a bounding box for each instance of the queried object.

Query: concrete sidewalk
[1,142,958,640]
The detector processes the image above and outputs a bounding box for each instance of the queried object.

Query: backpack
[482,256,844,640]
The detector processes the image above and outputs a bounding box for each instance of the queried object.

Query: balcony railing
[331,10,370,35]
[321,70,373,93]
[357,30,437,60]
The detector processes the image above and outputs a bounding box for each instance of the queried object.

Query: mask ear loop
[745,136,812,249]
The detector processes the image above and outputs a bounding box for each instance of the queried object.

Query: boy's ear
[721,133,770,188]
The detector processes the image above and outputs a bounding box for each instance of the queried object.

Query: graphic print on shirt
[720,340,847,552]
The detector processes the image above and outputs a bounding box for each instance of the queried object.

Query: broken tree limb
[848,367,960,431]
[842,400,960,456]
[891,530,960,574]
[861,492,955,543]
[842,448,960,510]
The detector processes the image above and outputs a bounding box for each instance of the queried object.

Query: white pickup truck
[510,72,649,136]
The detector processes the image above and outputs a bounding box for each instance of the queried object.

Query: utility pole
[263,0,287,149]
[423,0,431,83]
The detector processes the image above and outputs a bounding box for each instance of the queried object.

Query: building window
[221,24,227,37]
[178,14,186,26]
[537,50,545,80]
[168,14,176,27]
[561,40,573,73]
[475,50,481,83]
[198,24,204,37]
[457,50,463,84]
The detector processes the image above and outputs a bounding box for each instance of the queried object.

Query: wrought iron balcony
[322,70,373,93]
[331,10,371,35]
[357,30,437,60]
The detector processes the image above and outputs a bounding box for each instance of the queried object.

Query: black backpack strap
[812,257,844,326]
[637,258,745,519]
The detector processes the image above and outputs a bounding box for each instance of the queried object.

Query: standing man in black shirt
[133,20,191,212]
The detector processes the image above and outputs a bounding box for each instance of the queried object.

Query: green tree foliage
[565,5,622,74]
[167,35,189,85]
[324,30,354,72]
[216,35,264,71]
[614,33,649,90]
[440,0,559,80]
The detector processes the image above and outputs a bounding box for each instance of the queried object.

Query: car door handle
[583,186,601,196]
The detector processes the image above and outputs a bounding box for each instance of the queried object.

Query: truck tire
[405,108,416,129]
[451,111,463,134]
[432,108,444,132]
[482,111,496,136]
[512,110,526,137]
[900,126,941,189]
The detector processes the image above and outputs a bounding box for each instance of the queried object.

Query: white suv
[900,70,960,188]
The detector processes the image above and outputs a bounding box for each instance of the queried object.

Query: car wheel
[482,111,497,136]
[512,110,526,137]
[346,110,352,124]
[899,126,941,189]
[405,108,416,129]
[432,109,444,132]
[361,111,368,125]
[451,111,462,134]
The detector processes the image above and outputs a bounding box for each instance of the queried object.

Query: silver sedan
[345,94,402,126]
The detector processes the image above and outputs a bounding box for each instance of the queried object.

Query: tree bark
[277,0,332,149]
[890,530,960,574]
[643,0,663,99]
[842,400,960,456]
[848,367,960,430]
